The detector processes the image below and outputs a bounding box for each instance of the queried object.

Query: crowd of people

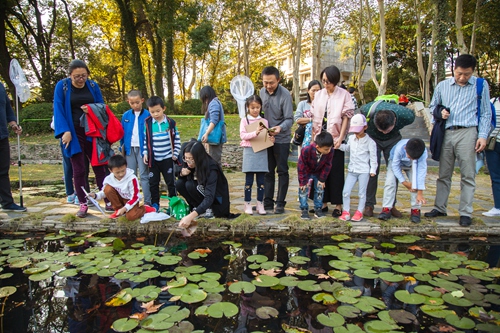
[1,54,498,233]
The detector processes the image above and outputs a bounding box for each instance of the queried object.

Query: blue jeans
[485,142,500,209]
[60,140,74,196]
[298,175,324,211]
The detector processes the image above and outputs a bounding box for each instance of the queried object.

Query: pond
[1,231,500,333]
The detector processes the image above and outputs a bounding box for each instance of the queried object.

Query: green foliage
[109,101,132,115]
[19,103,53,135]
[178,99,202,115]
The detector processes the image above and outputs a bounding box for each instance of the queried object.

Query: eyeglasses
[72,74,88,80]
[322,79,331,85]
[183,158,194,163]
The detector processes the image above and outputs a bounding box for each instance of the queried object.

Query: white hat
[349,114,367,133]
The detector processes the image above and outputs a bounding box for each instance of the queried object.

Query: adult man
[360,101,415,218]
[259,66,293,214]
[0,82,26,212]
[424,54,491,227]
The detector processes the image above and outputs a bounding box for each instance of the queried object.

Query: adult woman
[177,141,230,234]
[53,59,109,218]
[484,98,500,217]
[199,86,226,164]
[294,80,322,151]
[311,66,355,217]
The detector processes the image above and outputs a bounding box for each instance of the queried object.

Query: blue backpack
[476,78,496,131]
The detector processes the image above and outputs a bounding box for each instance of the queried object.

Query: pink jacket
[312,87,355,141]
[240,116,269,147]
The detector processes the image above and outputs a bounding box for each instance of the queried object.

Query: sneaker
[378,207,391,221]
[309,207,328,214]
[301,209,311,220]
[204,208,214,219]
[67,193,76,204]
[74,196,80,205]
[391,207,403,218]
[339,211,351,221]
[152,203,159,212]
[2,203,27,212]
[482,207,500,217]
[314,208,326,218]
[410,209,421,223]
[274,205,285,214]
[144,205,156,214]
[105,202,114,212]
[76,204,88,218]
[351,210,363,222]
[86,200,94,207]
[363,206,374,217]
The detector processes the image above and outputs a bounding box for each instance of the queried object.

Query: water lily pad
[247,254,269,263]
[29,270,52,281]
[188,251,207,259]
[465,260,489,270]
[136,291,159,303]
[287,247,301,254]
[395,290,426,305]
[328,270,351,281]
[389,310,416,324]
[364,320,400,333]
[428,278,464,291]
[420,304,455,318]
[333,287,362,304]
[442,292,474,307]
[337,305,361,318]
[97,268,116,277]
[316,312,345,327]
[354,296,386,313]
[470,270,495,281]
[252,275,280,287]
[279,276,299,287]
[180,288,207,304]
[229,281,256,294]
[379,272,404,283]
[437,272,459,281]
[140,270,161,279]
[329,260,351,270]
[206,302,238,318]
[24,264,50,275]
[381,242,396,248]
[105,289,133,306]
[0,273,13,279]
[294,269,309,276]
[185,265,206,274]
[164,307,190,323]
[377,310,397,324]
[111,318,139,332]
[59,268,78,277]
[414,273,432,282]
[476,323,500,332]
[156,255,182,266]
[333,323,365,333]
[141,313,175,330]
[445,314,475,329]
[289,256,310,264]
[353,269,378,279]
[260,261,283,270]
[390,253,415,263]
[256,306,279,319]
[9,258,30,268]
[484,294,500,305]
[393,235,420,243]
[414,285,441,298]
[0,286,16,298]
[331,235,351,241]
[312,293,337,305]
[320,281,342,293]
[297,280,322,292]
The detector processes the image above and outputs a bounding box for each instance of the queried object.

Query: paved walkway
[1,111,499,237]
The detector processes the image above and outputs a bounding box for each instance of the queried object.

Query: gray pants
[382,161,420,210]
[125,147,151,204]
[434,127,477,217]
[206,143,223,166]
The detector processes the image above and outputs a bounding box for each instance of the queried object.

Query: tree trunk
[469,0,480,56]
[377,0,388,96]
[365,0,380,92]
[61,0,75,59]
[455,0,468,54]
[435,0,448,82]
[0,2,14,95]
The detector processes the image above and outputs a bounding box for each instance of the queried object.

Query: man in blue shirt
[0,82,26,212]
[424,54,491,226]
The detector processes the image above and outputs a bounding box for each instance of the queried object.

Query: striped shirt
[429,75,492,139]
[143,116,181,161]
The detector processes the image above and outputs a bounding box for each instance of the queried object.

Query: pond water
[1,231,500,333]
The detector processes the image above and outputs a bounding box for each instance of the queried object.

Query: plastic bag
[164,196,190,220]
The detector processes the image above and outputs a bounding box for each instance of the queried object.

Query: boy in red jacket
[297,132,334,219]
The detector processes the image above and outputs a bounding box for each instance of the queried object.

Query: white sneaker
[482,207,500,217]
[204,208,214,219]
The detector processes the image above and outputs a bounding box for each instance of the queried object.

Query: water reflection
[0,235,500,332]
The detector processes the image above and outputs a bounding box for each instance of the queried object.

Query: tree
[365,0,388,96]
[310,0,336,79]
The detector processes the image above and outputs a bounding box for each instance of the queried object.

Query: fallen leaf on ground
[469,236,487,241]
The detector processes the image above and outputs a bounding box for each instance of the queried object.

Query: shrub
[179,99,202,115]
[221,100,237,114]
[19,102,53,135]
[109,101,131,116]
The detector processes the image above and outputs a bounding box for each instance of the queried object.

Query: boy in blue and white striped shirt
[143,96,181,212]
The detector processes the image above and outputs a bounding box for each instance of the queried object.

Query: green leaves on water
[205,302,238,318]
[229,281,256,294]
[316,312,345,327]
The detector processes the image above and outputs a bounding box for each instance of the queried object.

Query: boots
[244,202,253,215]
[256,201,267,215]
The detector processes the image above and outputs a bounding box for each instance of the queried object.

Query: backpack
[476,78,496,131]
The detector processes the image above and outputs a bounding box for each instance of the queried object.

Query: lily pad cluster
[0,232,500,333]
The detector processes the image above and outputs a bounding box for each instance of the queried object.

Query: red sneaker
[351,210,363,222]
[109,210,120,219]
[144,205,156,214]
[378,207,391,221]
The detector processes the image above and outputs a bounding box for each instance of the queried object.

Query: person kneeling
[89,155,155,220]
[176,141,231,235]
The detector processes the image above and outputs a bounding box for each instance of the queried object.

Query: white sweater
[95,168,141,211]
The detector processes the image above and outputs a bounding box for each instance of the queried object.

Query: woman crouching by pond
[176,141,231,236]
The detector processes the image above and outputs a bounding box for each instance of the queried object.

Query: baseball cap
[349,114,367,133]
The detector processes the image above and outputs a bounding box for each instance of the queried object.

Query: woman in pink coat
[311,65,355,217]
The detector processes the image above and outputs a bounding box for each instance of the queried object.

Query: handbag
[292,125,306,146]
[198,118,226,145]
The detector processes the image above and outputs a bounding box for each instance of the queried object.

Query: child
[143,96,181,212]
[297,131,334,219]
[120,90,151,205]
[338,114,377,222]
[378,138,427,223]
[89,155,155,220]
[239,95,274,215]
